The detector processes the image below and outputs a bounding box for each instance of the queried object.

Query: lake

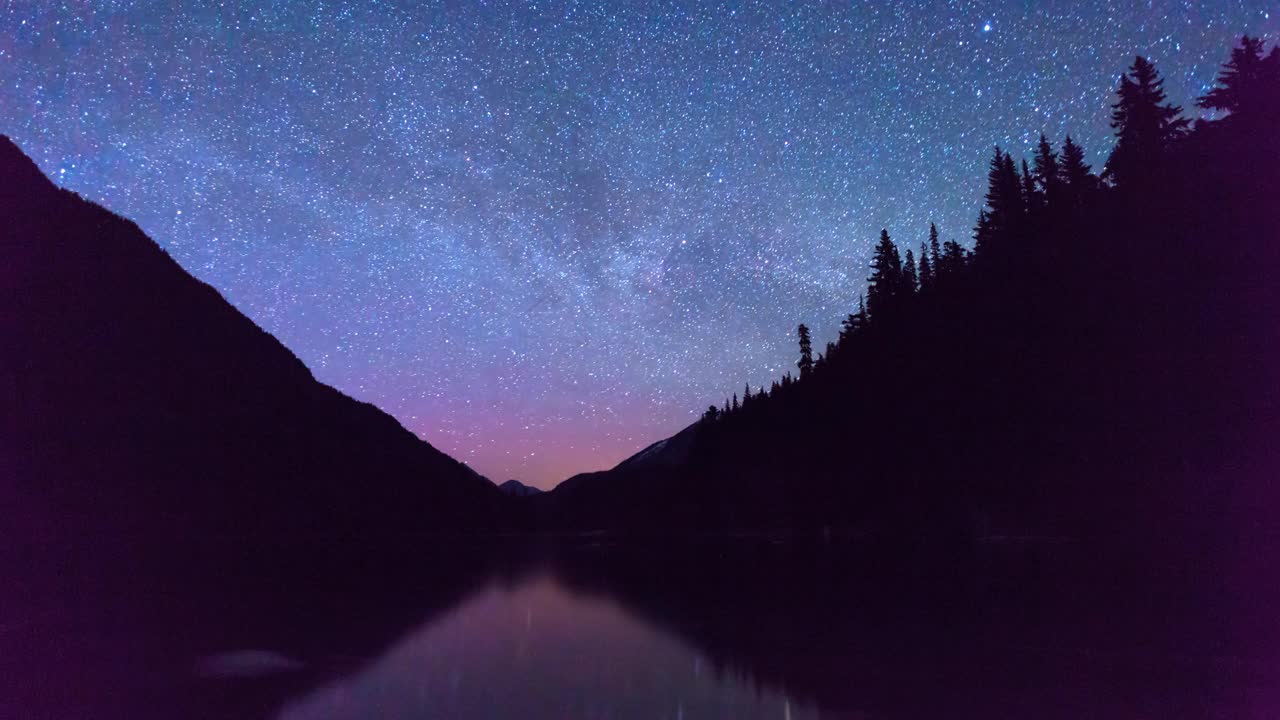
[276,572,816,720]
[3,538,1276,718]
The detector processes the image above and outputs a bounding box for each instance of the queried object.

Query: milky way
[2,1,1274,487]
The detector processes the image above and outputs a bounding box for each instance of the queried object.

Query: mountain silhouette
[535,419,700,527]
[537,44,1280,549]
[497,479,542,497]
[0,136,509,564]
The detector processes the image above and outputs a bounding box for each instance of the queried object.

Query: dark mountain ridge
[536,42,1280,550]
[498,478,542,496]
[535,420,699,524]
[0,136,509,557]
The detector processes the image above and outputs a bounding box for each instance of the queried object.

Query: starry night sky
[2,2,1275,488]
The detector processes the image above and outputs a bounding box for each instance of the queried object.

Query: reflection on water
[6,539,1279,719]
[277,574,816,720]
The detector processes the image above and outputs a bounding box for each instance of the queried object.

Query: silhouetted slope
[538,421,699,526]
[0,135,507,550]
[540,47,1280,543]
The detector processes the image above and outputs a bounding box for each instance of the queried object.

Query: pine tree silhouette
[928,223,942,273]
[973,210,992,256]
[797,324,814,378]
[1033,133,1061,204]
[903,248,918,294]
[974,148,1025,258]
[1198,36,1280,123]
[1106,56,1189,186]
[941,239,967,274]
[840,314,856,342]
[918,242,933,291]
[867,230,902,321]
[1002,153,1025,216]
[1058,135,1095,206]
[841,294,869,342]
[1021,158,1042,216]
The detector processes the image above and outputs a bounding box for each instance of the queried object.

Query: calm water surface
[276,573,816,720]
[6,540,1278,719]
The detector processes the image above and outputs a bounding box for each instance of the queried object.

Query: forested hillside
[542,38,1280,548]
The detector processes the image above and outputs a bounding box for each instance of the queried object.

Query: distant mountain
[0,136,509,557]
[497,479,542,497]
[537,421,700,527]
[555,422,697,496]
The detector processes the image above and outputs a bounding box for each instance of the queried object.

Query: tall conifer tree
[1021,158,1042,215]
[903,248,918,294]
[1106,56,1189,185]
[918,242,933,290]
[929,223,942,274]
[942,239,967,273]
[867,230,902,320]
[1058,135,1095,206]
[1197,36,1278,119]
[797,324,814,378]
[1033,133,1061,204]
[974,147,1025,257]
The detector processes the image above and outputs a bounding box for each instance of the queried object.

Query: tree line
[702,35,1280,427]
